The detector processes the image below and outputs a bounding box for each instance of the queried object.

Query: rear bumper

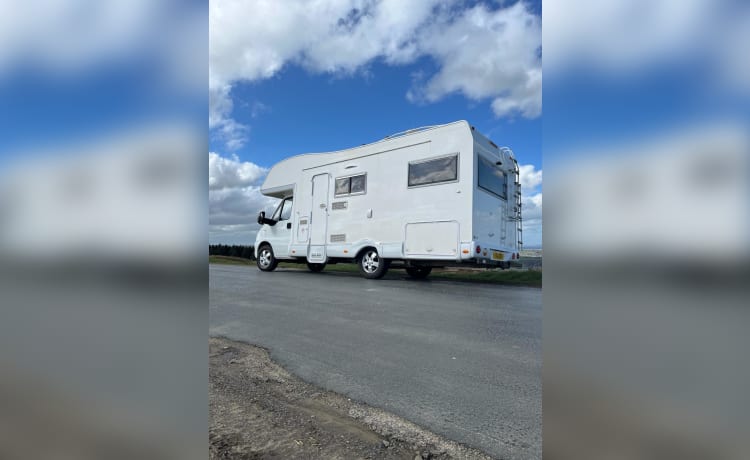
[459,241,518,265]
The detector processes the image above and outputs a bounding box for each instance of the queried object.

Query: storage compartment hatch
[404,221,459,257]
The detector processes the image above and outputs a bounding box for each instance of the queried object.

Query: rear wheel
[358,248,390,279]
[405,266,432,279]
[256,245,278,272]
[306,262,326,272]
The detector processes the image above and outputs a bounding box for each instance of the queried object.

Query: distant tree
[209,244,255,260]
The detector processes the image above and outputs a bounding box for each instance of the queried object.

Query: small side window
[335,177,350,195]
[334,174,366,196]
[408,154,458,187]
[350,174,366,193]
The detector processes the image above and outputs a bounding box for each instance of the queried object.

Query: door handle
[286,222,292,229]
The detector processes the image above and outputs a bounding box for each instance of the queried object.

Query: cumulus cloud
[209,185,276,244]
[209,84,250,151]
[209,152,274,243]
[0,0,204,92]
[411,2,542,118]
[521,192,542,247]
[519,163,542,192]
[209,0,542,146]
[209,152,267,190]
[544,0,750,95]
[515,163,542,247]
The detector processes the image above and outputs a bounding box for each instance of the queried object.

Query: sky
[4,0,745,253]
[0,1,205,157]
[209,0,544,247]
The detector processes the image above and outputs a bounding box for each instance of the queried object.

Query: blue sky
[209,0,544,246]
[3,0,746,254]
[214,61,542,171]
[0,63,203,160]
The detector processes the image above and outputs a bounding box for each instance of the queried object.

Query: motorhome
[254,120,522,279]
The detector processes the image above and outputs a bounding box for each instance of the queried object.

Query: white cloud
[0,0,204,93]
[516,163,542,247]
[209,185,275,244]
[519,163,543,192]
[412,2,542,118]
[521,192,542,247]
[250,101,269,118]
[209,151,267,190]
[209,151,275,243]
[209,0,542,146]
[209,84,249,151]
[544,0,750,96]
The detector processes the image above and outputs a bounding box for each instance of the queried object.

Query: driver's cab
[255,195,294,259]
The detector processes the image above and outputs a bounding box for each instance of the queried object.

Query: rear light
[476,245,481,254]
[512,253,516,259]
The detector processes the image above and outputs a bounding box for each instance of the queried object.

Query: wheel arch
[255,241,272,258]
[355,245,379,261]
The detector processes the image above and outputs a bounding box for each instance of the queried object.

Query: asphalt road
[209,264,542,459]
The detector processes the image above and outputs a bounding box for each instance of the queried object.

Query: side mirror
[257,211,277,226]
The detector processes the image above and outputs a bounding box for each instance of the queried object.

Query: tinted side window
[335,177,350,195]
[478,156,507,199]
[350,174,366,193]
[408,154,458,187]
[334,174,366,196]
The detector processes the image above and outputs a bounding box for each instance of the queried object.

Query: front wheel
[358,248,390,279]
[256,245,278,272]
[306,262,326,272]
[405,266,432,279]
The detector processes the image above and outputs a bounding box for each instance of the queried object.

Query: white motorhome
[254,120,522,279]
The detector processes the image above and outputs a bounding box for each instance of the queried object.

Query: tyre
[405,266,432,279]
[256,244,278,272]
[306,262,326,272]
[358,248,390,279]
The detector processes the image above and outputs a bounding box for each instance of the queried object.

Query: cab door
[267,196,294,258]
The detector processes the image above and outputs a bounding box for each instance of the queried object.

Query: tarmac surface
[209,264,542,459]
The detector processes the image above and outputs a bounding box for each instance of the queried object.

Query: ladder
[509,156,523,250]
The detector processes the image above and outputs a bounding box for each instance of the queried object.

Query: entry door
[308,174,329,262]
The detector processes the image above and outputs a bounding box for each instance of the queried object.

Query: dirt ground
[210,337,492,460]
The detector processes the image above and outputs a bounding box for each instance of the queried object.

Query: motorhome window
[335,177,350,195]
[279,197,293,221]
[350,174,366,193]
[478,156,507,199]
[335,174,366,196]
[408,154,458,187]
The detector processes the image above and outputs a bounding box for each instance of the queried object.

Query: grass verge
[211,257,541,287]
[431,269,541,287]
[209,255,254,265]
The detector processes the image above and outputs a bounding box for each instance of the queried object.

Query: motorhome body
[255,120,522,279]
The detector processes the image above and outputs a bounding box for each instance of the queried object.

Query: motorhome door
[308,173,329,263]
